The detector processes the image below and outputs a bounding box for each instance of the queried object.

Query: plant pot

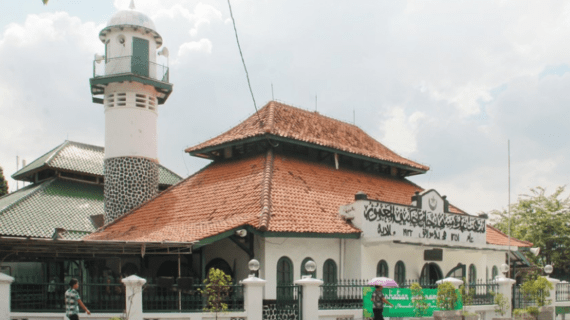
[538,306,554,320]
[434,310,462,320]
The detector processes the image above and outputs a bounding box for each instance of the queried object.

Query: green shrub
[411,282,430,317]
[491,292,510,316]
[437,282,458,311]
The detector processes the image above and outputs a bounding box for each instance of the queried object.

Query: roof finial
[129,0,136,10]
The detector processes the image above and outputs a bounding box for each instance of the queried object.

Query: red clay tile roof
[486,225,532,247]
[186,101,429,172]
[86,150,469,243]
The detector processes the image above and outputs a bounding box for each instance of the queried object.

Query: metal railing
[317,278,498,310]
[11,276,125,313]
[142,277,244,312]
[463,279,498,306]
[93,56,169,82]
[513,284,543,309]
[265,284,302,320]
[556,282,570,302]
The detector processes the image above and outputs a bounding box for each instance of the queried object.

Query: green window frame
[492,266,499,280]
[323,259,337,284]
[395,261,406,285]
[277,256,293,284]
[468,264,476,284]
[277,256,294,300]
[376,260,389,277]
[446,263,466,279]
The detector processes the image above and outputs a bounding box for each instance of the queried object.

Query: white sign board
[340,189,486,247]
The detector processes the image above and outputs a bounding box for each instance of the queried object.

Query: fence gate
[263,284,302,320]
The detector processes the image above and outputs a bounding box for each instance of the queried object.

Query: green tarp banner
[362,287,463,318]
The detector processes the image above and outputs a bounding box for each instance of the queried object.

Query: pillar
[122,275,147,320]
[496,276,516,317]
[0,273,14,320]
[545,277,560,320]
[242,276,267,320]
[294,276,323,320]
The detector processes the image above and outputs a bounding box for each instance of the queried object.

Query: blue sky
[1,0,570,214]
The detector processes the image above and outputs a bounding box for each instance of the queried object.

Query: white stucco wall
[104,82,159,160]
[263,237,341,299]
[104,28,158,75]
[256,235,511,300]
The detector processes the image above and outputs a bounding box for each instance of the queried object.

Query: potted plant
[410,282,430,319]
[459,280,478,320]
[434,282,462,320]
[491,292,512,320]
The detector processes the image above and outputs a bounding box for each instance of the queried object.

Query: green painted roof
[0,178,103,238]
[12,140,182,186]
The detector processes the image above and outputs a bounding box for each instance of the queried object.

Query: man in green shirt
[65,278,90,320]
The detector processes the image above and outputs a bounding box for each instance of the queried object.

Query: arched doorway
[446,263,466,280]
[205,258,233,279]
[420,263,443,285]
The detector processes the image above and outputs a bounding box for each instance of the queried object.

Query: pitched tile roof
[0,178,102,238]
[186,101,429,173]
[87,151,471,243]
[486,225,532,247]
[12,140,182,186]
[87,154,267,242]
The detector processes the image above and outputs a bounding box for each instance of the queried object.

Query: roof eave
[187,134,428,175]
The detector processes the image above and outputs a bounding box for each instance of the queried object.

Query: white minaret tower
[90,0,173,224]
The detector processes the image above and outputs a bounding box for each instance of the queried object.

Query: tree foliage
[410,282,430,317]
[198,268,232,319]
[0,166,8,197]
[492,186,570,271]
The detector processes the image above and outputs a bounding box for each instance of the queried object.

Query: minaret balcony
[93,55,169,82]
[89,55,173,105]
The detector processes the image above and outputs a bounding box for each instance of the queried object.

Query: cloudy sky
[1,0,569,215]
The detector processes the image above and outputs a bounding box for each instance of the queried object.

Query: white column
[496,276,516,317]
[122,275,147,320]
[0,273,14,320]
[546,277,560,320]
[295,276,323,320]
[242,276,267,320]
[547,277,560,305]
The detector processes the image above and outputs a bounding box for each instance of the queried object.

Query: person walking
[371,284,393,320]
[65,278,90,319]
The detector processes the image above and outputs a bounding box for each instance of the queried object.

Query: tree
[492,186,570,272]
[0,166,8,196]
[198,268,233,320]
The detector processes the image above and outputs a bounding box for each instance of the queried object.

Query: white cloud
[378,107,425,156]
[0,11,103,193]
[177,38,212,57]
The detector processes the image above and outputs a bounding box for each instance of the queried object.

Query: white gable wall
[260,235,509,299]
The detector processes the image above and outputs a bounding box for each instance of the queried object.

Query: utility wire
[226,0,261,124]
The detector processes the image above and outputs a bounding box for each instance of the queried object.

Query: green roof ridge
[12,140,182,185]
[11,142,66,179]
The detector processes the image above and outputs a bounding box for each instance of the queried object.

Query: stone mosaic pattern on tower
[104,157,158,224]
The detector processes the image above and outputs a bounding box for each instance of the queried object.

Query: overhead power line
[226,0,261,124]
